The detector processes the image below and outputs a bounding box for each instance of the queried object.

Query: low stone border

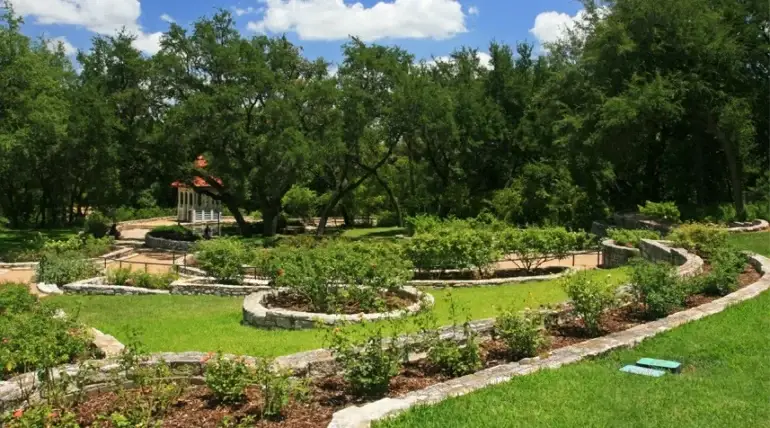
[60,276,271,297]
[145,234,199,252]
[327,253,770,428]
[726,219,769,233]
[243,286,433,330]
[63,277,170,295]
[408,267,572,287]
[601,239,640,268]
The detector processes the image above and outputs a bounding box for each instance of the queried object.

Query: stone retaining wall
[243,287,433,330]
[171,283,271,296]
[612,212,673,234]
[60,276,271,297]
[145,234,198,252]
[726,219,769,233]
[601,240,640,268]
[327,253,770,428]
[638,239,703,277]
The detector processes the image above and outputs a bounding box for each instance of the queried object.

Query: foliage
[376,211,401,228]
[282,185,318,221]
[148,225,199,242]
[43,235,113,258]
[267,240,413,313]
[497,227,581,272]
[0,283,37,314]
[629,259,686,318]
[606,228,661,247]
[83,211,111,238]
[422,294,482,377]
[36,251,99,285]
[668,223,729,258]
[203,353,253,404]
[694,248,748,296]
[195,238,250,284]
[106,268,177,290]
[113,206,176,222]
[405,220,500,275]
[0,287,93,379]
[638,201,681,223]
[494,309,548,360]
[561,272,616,336]
[1,405,80,428]
[326,320,405,397]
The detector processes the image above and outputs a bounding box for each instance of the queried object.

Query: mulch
[63,263,763,428]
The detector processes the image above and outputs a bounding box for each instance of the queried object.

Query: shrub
[84,211,111,238]
[697,248,748,296]
[36,251,99,285]
[405,214,443,235]
[149,225,199,242]
[249,210,263,221]
[195,238,249,284]
[1,405,79,428]
[494,309,548,360]
[668,223,728,258]
[327,321,404,397]
[561,272,617,336]
[405,225,499,275]
[606,228,661,247]
[282,185,318,221]
[497,227,580,273]
[107,269,178,290]
[253,359,308,418]
[376,211,401,228]
[0,283,37,314]
[0,288,93,378]
[423,294,482,377]
[638,201,680,223]
[204,353,254,403]
[629,258,686,318]
[113,206,176,222]
[269,240,413,313]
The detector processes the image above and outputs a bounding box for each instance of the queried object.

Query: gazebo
[172,156,223,223]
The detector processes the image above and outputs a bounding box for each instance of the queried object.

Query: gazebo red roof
[171,156,222,188]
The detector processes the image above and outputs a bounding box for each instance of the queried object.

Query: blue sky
[11,0,587,64]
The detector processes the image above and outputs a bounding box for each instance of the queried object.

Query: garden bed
[242,287,432,330]
[264,290,414,315]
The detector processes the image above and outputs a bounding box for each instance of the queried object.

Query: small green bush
[149,225,199,242]
[422,294,482,377]
[561,272,617,336]
[204,353,253,403]
[84,211,111,238]
[606,228,661,247]
[196,238,249,284]
[629,258,686,318]
[405,214,443,235]
[327,322,404,397]
[113,206,176,222]
[668,223,728,258]
[282,185,318,221]
[494,309,548,360]
[405,225,499,275]
[0,283,37,314]
[36,251,99,286]
[638,201,680,223]
[1,405,79,428]
[497,227,581,272]
[107,268,178,289]
[697,248,748,296]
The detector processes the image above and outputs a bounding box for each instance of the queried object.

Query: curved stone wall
[60,276,271,297]
[726,219,769,233]
[145,234,198,252]
[601,239,641,268]
[408,266,572,287]
[638,239,704,277]
[243,286,433,330]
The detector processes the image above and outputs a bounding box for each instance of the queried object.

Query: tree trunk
[340,204,354,228]
[316,191,344,236]
[373,172,403,227]
[709,114,747,220]
[219,196,249,236]
[261,204,280,237]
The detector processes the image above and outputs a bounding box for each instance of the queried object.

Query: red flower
[200,351,215,364]
[48,411,59,420]
[13,408,23,419]
[277,268,285,277]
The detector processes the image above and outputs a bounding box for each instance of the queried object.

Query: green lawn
[341,227,407,239]
[728,231,770,257]
[50,268,626,356]
[378,288,770,428]
[0,228,80,260]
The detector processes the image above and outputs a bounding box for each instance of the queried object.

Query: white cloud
[248,0,467,42]
[46,36,77,55]
[467,5,478,16]
[530,10,583,45]
[9,0,163,54]
[426,51,492,69]
[160,13,175,23]
[233,6,256,16]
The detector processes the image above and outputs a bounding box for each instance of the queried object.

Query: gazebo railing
[190,209,222,223]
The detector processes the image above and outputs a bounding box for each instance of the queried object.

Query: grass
[341,227,407,239]
[377,288,770,428]
[728,231,770,257]
[50,268,627,357]
[0,227,80,260]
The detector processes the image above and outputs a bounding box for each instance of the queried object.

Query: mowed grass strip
[50,268,626,356]
[377,289,770,428]
[728,231,770,257]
